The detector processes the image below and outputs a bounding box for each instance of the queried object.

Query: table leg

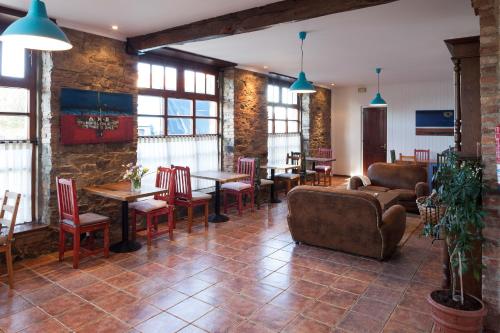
[209,180,229,223]
[270,169,281,203]
[110,201,142,253]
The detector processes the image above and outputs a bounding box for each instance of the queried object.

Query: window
[0,41,37,224]
[267,84,299,134]
[136,61,219,136]
[267,82,301,165]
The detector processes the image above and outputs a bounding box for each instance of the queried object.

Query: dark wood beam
[127,0,398,53]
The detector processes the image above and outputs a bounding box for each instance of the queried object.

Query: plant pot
[427,290,487,333]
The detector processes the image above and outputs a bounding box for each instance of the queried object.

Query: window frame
[0,38,38,223]
[137,56,219,137]
[267,80,301,134]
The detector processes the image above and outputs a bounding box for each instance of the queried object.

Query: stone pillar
[222,68,235,172]
[308,86,332,150]
[471,0,500,331]
[39,29,138,241]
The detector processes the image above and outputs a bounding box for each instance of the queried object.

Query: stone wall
[308,86,332,151]
[39,28,138,242]
[471,0,500,331]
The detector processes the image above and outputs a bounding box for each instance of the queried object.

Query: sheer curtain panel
[0,142,32,223]
[137,135,219,190]
[267,133,301,166]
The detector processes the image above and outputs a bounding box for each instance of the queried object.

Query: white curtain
[268,133,301,166]
[138,135,219,190]
[0,142,32,224]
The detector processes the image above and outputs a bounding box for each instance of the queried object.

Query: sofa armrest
[349,176,363,190]
[380,205,406,260]
[415,182,430,198]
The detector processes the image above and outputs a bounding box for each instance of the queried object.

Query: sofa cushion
[129,199,167,212]
[368,163,427,190]
[221,182,252,191]
[388,189,416,201]
[359,185,390,193]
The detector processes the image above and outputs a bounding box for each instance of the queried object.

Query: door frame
[361,106,388,175]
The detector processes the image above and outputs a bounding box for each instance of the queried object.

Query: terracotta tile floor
[0,181,443,332]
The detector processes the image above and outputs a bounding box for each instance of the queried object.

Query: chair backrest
[237,157,255,185]
[436,153,448,166]
[154,167,176,205]
[56,177,80,226]
[399,153,416,162]
[171,165,192,201]
[390,150,396,163]
[0,190,21,242]
[414,149,430,162]
[289,152,303,173]
[315,148,333,166]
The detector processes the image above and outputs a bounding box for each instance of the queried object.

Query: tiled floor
[0,181,443,333]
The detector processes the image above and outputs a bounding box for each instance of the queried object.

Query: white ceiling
[0,0,479,87]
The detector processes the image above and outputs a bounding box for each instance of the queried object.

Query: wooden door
[362,107,387,174]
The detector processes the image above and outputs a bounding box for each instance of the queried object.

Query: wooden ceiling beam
[127,0,398,53]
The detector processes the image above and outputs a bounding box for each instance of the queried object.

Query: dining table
[260,164,300,203]
[190,170,248,223]
[305,156,337,169]
[84,181,170,253]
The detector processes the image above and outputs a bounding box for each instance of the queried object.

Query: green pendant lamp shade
[0,0,72,51]
[290,31,316,94]
[370,68,387,106]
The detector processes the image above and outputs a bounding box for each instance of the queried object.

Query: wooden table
[190,171,248,223]
[84,181,170,253]
[305,157,337,169]
[261,164,300,203]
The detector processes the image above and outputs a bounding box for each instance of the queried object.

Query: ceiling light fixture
[111,25,118,30]
[0,0,72,51]
[370,67,387,107]
[290,31,316,94]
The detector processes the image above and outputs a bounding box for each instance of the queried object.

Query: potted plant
[123,163,149,192]
[423,151,487,332]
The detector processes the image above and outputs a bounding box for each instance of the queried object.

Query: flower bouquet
[123,163,149,192]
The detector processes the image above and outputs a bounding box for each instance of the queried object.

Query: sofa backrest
[287,186,384,259]
[368,163,427,190]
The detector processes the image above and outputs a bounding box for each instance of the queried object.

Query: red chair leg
[146,214,152,247]
[103,225,109,258]
[187,206,193,233]
[168,211,174,240]
[59,227,65,262]
[73,231,80,269]
[238,193,243,216]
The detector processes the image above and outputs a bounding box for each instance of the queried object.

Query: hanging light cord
[300,38,304,72]
[377,72,380,93]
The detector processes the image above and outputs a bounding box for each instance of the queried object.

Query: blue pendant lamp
[290,31,316,94]
[0,0,72,51]
[370,67,387,106]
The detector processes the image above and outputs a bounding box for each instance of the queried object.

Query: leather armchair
[287,186,406,260]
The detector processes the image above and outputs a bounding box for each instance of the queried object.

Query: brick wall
[39,29,138,242]
[471,0,500,331]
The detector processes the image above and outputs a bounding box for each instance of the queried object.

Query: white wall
[332,80,454,176]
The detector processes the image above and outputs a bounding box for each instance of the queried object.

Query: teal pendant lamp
[0,0,72,51]
[290,31,316,94]
[370,68,387,106]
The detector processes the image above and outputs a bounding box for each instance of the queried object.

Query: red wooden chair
[414,149,430,162]
[222,157,255,216]
[172,165,211,233]
[1,190,21,287]
[130,167,176,246]
[56,177,110,269]
[314,148,334,186]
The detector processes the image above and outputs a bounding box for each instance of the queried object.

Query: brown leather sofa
[287,186,406,260]
[350,163,429,213]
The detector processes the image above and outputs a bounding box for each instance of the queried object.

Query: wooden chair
[56,178,110,269]
[171,165,211,233]
[0,191,20,288]
[399,153,417,163]
[130,167,176,246]
[314,148,333,186]
[275,154,301,194]
[252,157,273,209]
[222,157,255,216]
[414,149,430,162]
[390,150,396,163]
[290,151,316,185]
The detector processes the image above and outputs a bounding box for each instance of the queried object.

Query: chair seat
[63,212,109,227]
[275,173,300,180]
[260,179,274,186]
[129,199,167,213]
[305,170,317,175]
[221,182,252,191]
[315,165,331,172]
[191,191,212,201]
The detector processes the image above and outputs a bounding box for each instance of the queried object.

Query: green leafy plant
[423,151,485,305]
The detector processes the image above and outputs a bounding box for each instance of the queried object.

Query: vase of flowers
[123,163,149,192]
